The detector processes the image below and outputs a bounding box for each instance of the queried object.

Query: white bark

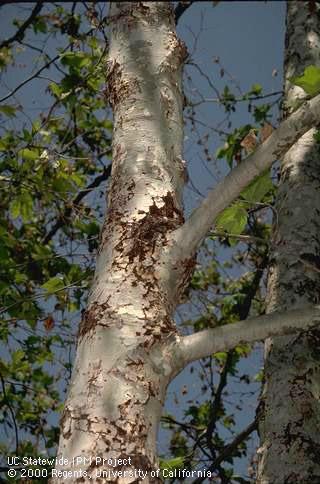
[257,2,320,482]
[52,3,187,483]
[53,2,320,482]
[158,90,320,300]
[171,306,320,374]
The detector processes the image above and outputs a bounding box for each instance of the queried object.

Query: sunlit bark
[53,2,320,483]
[52,3,187,482]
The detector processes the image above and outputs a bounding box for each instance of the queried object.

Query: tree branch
[190,90,283,107]
[0,374,19,454]
[42,164,111,245]
[0,25,100,104]
[192,417,258,484]
[172,305,320,371]
[0,51,62,104]
[205,351,233,458]
[0,1,43,50]
[170,93,320,261]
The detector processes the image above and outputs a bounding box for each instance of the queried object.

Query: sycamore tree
[1,1,320,483]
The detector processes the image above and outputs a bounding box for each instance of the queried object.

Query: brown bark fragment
[78,300,112,338]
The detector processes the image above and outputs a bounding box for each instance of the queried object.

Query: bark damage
[53,3,190,483]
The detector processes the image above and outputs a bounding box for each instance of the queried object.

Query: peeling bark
[257,2,320,482]
[52,3,187,483]
[53,2,320,483]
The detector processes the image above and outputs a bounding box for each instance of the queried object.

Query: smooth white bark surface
[172,306,320,373]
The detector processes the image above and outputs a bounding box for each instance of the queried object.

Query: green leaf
[10,191,33,221]
[160,456,185,471]
[241,171,273,203]
[60,51,91,70]
[11,349,28,371]
[0,104,18,117]
[0,359,9,377]
[214,351,228,363]
[19,148,39,161]
[22,128,33,142]
[75,220,100,236]
[253,104,270,123]
[313,130,320,144]
[223,415,235,429]
[49,82,62,98]
[14,272,28,284]
[0,46,12,70]
[10,198,21,219]
[41,277,65,294]
[216,203,247,235]
[12,349,25,364]
[20,191,33,222]
[254,369,264,382]
[70,172,85,187]
[33,17,47,34]
[234,344,251,357]
[52,175,74,194]
[32,119,41,135]
[290,65,320,96]
[249,83,262,96]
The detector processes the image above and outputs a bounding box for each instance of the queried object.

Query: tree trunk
[51,2,320,482]
[257,2,320,482]
[51,3,188,483]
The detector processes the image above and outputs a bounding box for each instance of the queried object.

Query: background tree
[257,2,320,482]
[1,2,320,483]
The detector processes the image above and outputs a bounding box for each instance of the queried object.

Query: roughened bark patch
[60,406,73,440]
[105,60,141,110]
[114,191,184,265]
[176,254,197,301]
[141,315,177,345]
[54,2,187,477]
[161,32,188,71]
[78,300,111,338]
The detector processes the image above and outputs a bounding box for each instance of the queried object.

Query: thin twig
[210,231,268,245]
[0,276,88,315]
[42,164,112,245]
[206,352,233,458]
[0,23,101,104]
[0,50,64,104]
[0,374,19,454]
[188,61,221,99]
[0,1,43,49]
[192,418,258,484]
[191,90,284,107]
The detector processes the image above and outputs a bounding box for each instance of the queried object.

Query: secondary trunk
[51,3,188,483]
[257,2,320,482]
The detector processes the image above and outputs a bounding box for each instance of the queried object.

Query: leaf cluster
[0,2,112,466]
